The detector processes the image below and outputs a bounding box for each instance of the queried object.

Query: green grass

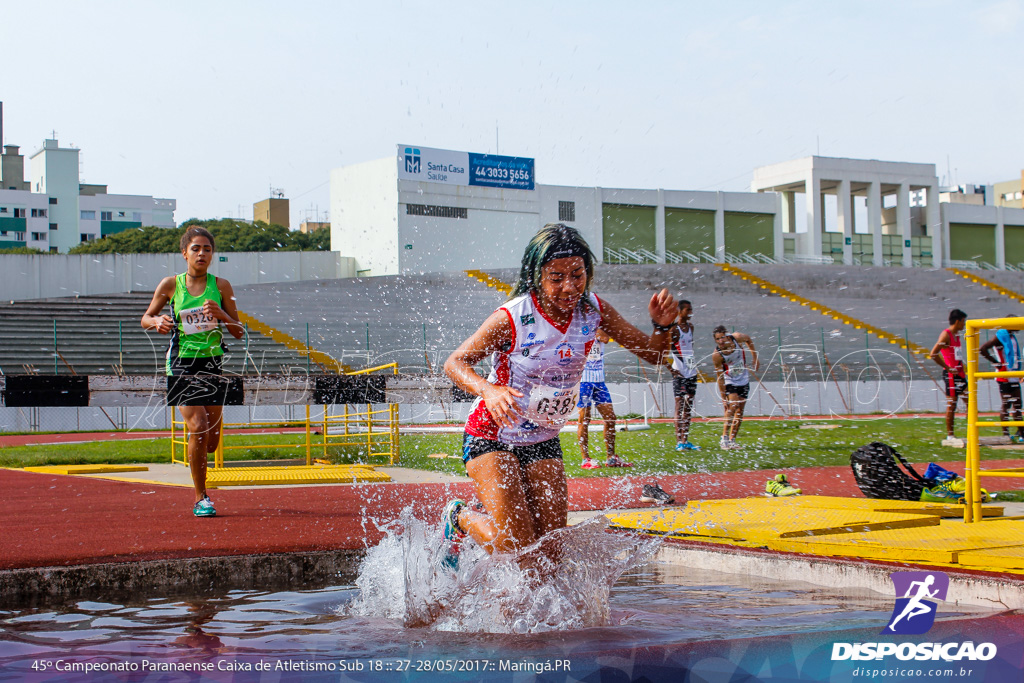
[3,418,1024,497]
[0,433,382,468]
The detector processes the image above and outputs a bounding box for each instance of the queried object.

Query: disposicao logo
[831,571,997,662]
[885,570,948,635]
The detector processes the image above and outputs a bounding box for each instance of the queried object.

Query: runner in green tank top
[142,226,243,518]
[164,270,225,371]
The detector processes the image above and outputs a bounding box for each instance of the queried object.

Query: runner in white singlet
[443,224,677,564]
[669,300,700,451]
[712,325,758,450]
[576,329,630,469]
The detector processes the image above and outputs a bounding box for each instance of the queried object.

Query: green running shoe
[441,499,466,571]
[193,496,216,517]
[765,474,801,497]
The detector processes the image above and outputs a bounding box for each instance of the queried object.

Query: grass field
[2,417,1022,485]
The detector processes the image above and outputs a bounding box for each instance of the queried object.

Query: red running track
[4,460,1023,571]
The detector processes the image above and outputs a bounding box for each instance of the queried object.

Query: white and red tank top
[941,327,965,378]
[465,291,603,445]
[671,323,697,379]
[581,340,606,384]
[718,335,750,387]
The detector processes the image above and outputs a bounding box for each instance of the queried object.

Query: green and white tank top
[166,273,224,371]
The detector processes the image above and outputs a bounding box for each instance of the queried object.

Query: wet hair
[509,223,595,301]
[678,299,692,310]
[180,226,215,253]
[949,309,967,325]
[712,325,728,336]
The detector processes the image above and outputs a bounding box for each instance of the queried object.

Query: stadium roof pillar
[752,156,939,268]
[655,189,666,263]
[868,181,883,266]
[996,207,1006,269]
[838,179,853,265]
[897,182,912,267]
[926,184,941,268]
[714,191,726,261]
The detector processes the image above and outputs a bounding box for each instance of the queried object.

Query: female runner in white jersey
[443,224,676,562]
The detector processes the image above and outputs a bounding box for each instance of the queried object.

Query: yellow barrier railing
[718,263,933,356]
[466,269,513,295]
[947,268,1024,305]
[171,363,400,468]
[965,317,1024,523]
[236,310,352,374]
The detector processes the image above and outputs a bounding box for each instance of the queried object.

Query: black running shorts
[461,433,563,467]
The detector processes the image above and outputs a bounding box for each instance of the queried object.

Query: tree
[0,246,44,254]
[68,219,330,254]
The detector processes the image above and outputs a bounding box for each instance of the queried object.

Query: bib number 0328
[179,304,218,336]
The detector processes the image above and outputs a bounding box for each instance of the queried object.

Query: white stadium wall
[330,157,400,276]
[0,251,356,301]
[397,179,541,273]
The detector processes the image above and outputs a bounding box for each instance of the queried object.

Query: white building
[0,187,50,251]
[0,136,176,253]
[331,145,780,276]
[752,157,1024,269]
[331,146,1024,275]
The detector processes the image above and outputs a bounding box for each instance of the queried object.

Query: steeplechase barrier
[965,316,1024,522]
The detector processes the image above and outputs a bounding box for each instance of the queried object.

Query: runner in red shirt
[930,308,968,447]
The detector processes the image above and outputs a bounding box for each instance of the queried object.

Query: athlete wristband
[652,320,674,333]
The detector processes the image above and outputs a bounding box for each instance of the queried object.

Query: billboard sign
[398,145,535,191]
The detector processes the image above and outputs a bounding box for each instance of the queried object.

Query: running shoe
[581,458,603,469]
[1012,435,1024,445]
[640,483,675,505]
[441,499,466,571]
[676,441,701,452]
[940,436,966,448]
[719,437,730,450]
[765,474,801,497]
[606,455,633,467]
[193,496,216,517]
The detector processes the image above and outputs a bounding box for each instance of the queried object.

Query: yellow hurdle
[964,317,1024,523]
[170,363,401,473]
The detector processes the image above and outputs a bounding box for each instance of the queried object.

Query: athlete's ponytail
[510,223,595,305]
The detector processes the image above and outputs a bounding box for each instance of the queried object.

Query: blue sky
[4,1,1022,226]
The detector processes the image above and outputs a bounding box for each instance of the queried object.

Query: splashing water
[344,508,662,634]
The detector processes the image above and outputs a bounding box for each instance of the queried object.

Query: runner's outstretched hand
[649,288,677,327]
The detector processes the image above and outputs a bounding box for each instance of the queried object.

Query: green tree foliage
[0,246,45,254]
[68,219,330,254]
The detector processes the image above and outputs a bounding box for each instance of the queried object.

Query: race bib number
[683,354,697,371]
[954,346,964,362]
[179,304,218,336]
[526,384,580,425]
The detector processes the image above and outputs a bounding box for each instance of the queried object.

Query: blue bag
[923,463,958,483]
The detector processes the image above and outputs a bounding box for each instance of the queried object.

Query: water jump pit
[2,507,1024,682]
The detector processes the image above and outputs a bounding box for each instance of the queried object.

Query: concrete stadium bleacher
[4,264,1021,382]
[0,293,309,376]
[231,264,1024,383]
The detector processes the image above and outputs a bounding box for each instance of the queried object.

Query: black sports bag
[850,441,929,501]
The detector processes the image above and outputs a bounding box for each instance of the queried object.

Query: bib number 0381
[535,395,575,418]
